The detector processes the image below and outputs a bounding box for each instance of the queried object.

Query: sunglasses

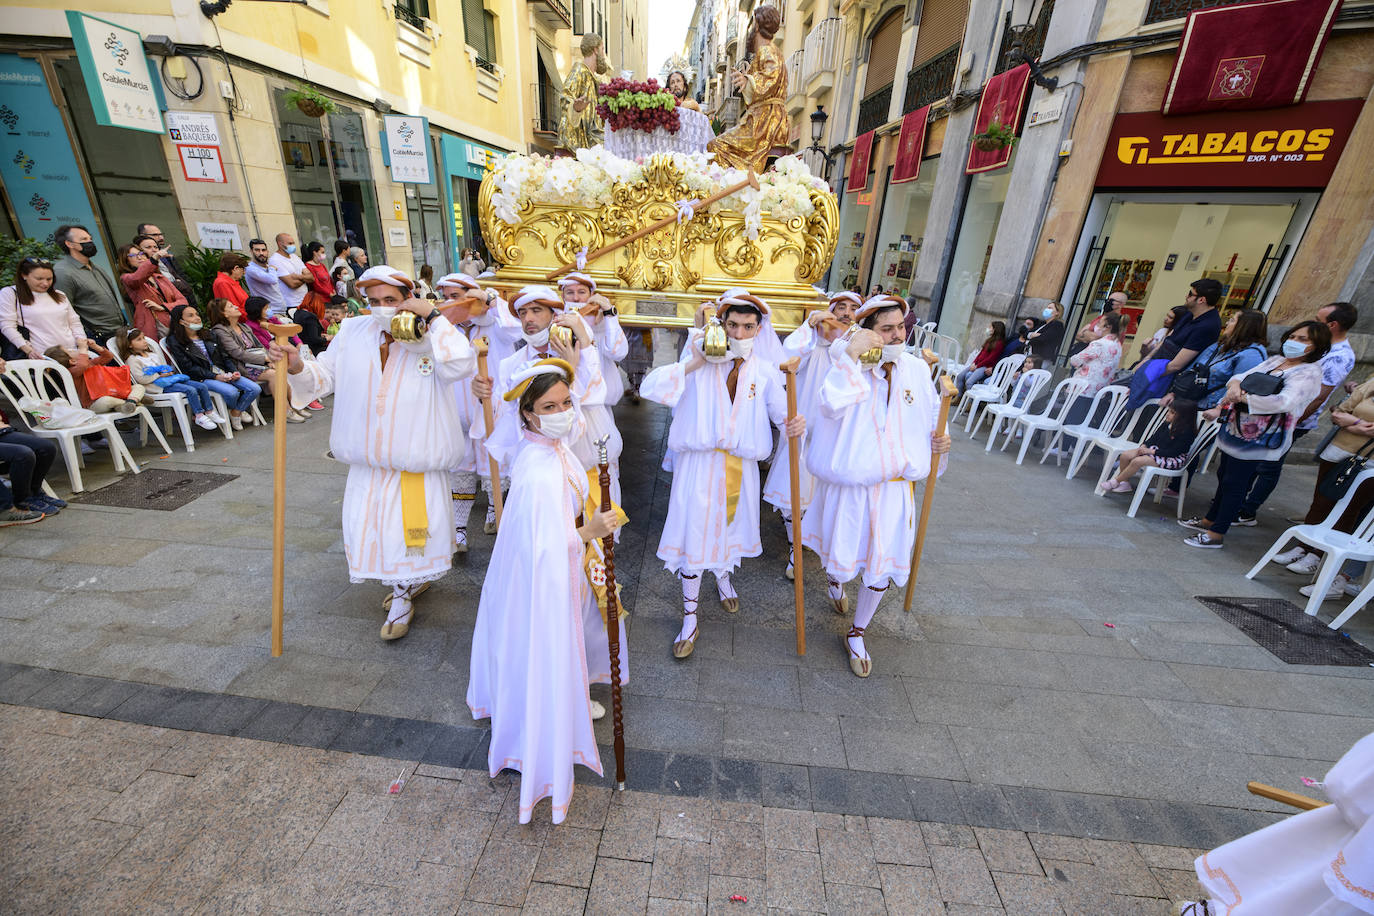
[21,257,53,267]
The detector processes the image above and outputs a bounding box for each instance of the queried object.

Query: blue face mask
[285,244,297,255]
[1041,308,1053,319]
[1281,339,1309,359]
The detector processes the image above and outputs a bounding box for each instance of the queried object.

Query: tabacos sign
[1096,99,1361,189]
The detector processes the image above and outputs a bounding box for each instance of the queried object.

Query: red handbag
[83,364,133,401]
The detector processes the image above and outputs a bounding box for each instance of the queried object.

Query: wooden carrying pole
[780,356,805,655]
[473,338,504,528]
[1247,781,1327,810]
[595,437,627,789]
[546,171,761,281]
[904,372,955,612]
[267,322,302,657]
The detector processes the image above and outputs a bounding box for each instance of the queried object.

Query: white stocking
[678,572,700,642]
[781,512,794,547]
[450,472,477,532]
[850,584,887,661]
[827,577,845,601]
[386,584,414,624]
[716,571,736,601]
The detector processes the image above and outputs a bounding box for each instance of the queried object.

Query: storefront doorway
[833,175,874,293]
[1062,191,1318,359]
[872,159,940,301]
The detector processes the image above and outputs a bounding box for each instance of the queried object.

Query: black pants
[0,428,57,505]
[1205,452,1263,535]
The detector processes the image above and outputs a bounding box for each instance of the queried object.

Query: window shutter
[911,0,970,67]
[462,0,486,57]
[863,10,903,96]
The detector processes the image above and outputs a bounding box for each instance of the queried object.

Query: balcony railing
[803,17,842,85]
[1143,0,1243,23]
[393,0,428,30]
[997,0,1053,72]
[532,81,558,135]
[787,49,803,93]
[855,83,892,136]
[530,0,573,29]
[904,43,960,112]
[726,14,738,47]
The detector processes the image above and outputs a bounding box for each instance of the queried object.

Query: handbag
[1239,369,1285,398]
[1317,438,1374,503]
[1,288,30,360]
[1172,349,1226,401]
[83,364,133,401]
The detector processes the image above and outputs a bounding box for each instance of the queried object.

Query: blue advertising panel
[0,54,103,246]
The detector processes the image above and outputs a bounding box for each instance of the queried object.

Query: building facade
[0,0,644,283]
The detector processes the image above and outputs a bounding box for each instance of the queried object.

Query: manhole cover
[1197,596,1374,666]
[72,468,238,512]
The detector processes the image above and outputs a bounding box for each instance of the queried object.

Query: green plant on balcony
[284,85,337,118]
[972,120,1017,152]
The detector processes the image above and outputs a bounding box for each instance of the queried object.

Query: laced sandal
[483,504,498,535]
[844,626,872,678]
[720,594,739,613]
[381,580,430,611]
[830,588,849,616]
[672,610,699,659]
[380,594,416,641]
[454,527,468,555]
[785,561,794,581]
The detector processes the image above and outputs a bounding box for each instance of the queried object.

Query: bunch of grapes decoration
[596,78,681,135]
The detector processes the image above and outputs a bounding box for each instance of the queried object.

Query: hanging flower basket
[972,120,1017,153]
[283,86,337,119]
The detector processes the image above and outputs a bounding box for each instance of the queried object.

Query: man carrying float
[558,271,627,504]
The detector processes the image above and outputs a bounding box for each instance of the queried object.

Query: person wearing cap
[800,294,951,677]
[268,266,477,640]
[641,290,804,660]
[467,357,627,825]
[559,272,626,505]
[435,272,513,550]
[763,291,860,579]
[471,285,607,512]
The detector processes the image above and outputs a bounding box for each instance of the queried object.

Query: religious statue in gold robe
[559,33,610,152]
[707,6,788,173]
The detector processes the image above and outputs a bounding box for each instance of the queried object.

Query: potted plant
[284,85,337,118]
[972,120,1017,152]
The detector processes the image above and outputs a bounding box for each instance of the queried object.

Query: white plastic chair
[0,359,140,493]
[1079,398,1164,484]
[955,353,1025,434]
[1246,468,1374,621]
[980,369,1050,449]
[1049,384,1130,479]
[107,337,197,453]
[1123,419,1221,519]
[1010,377,1090,466]
[160,337,266,435]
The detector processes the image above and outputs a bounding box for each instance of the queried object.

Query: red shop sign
[1095,98,1362,189]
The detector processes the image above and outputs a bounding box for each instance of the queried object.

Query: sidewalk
[0,702,1198,914]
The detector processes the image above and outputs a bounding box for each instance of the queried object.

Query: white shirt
[268,252,308,310]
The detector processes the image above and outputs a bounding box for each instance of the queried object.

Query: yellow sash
[401,471,428,556]
[583,469,630,628]
[719,450,743,524]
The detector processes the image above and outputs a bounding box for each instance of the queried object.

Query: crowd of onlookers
[0,223,442,526]
[958,275,1369,610]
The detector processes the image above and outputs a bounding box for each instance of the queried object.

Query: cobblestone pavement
[0,703,1201,914]
[3,388,1373,912]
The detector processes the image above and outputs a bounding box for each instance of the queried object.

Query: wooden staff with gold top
[1247,781,1327,810]
[779,355,805,655]
[267,321,302,657]
[903,367,955,613]
[546,172,762,282]
[594,435,627,789]
[473,337,504,529]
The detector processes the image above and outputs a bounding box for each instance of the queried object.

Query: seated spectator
[44,343,150,414]
[1,256,88,358]
[0,375,62,522]
[1002,323,1029,359]
[119,241,184,340]
[208,298,313,423]
[1133,305,1187,368]
[1026,302,1065,365]
[347,246,368,279]
[117,327,222,431]
[1008,356,1041,409]
[1182,321,1331,549]
[322,297,347,346]
[289,297,330,356]
[1269,374,1374,593]
[956,321,1007,395]
[1056,311,1125,455]
[1162,309,1269,411]
[212,253,250,309]
[1072,291,1126,356]
[164,303,261,431]
[331,264,354,301]
[1101,400,1199,492]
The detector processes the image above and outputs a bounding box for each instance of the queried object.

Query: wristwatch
[425,308,441,324]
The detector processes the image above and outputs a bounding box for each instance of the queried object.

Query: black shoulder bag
[0,287,30,360]
[1317,438,1374,503]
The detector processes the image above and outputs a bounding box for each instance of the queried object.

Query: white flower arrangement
[488,148,831,240]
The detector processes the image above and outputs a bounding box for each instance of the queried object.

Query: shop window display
[872,159,940,299]
[833,176,872,292]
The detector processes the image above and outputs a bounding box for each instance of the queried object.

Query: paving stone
[648,897,708,915]
[722,707,845,768]
[531,824,600,888]
[973,827,1042,876]
[921,821,978,849]
[930,844,1000,907]
[1027,833,1093,864]
[760,762,811,810]
[601,805,660,862]
[764,847,825,912]
[1080,839,1164,897]
[991,871,1066,916]
[709,819,765,879]
[763,807,818,852]
[96,770,193,826]
[878,863,944,916]
[868,816,930,866]
[1134,843,1203,871]
[809,765,914,818]
[523,881,589,915]
[706,873,765,915]
[658,796,715,842]
[464,840,539,907]
[714,800,763,824]
[817,826,879,888]
[651,837,711,902]
[587,856,651,915]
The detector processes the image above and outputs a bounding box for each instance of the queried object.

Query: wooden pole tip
[268,323,303,338]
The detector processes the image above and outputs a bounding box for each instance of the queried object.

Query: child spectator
[1101,400,1200,492]
[43,343,150,414]
[116,327,222,431]
[164,303,262,431]
[322,296,347,347]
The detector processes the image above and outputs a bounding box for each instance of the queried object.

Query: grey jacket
[53,256,126,334]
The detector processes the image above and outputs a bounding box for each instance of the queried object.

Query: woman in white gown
[466,358,627,824]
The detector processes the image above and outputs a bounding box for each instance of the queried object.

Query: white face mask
[523,326,550,349]
[536,407,576,440]
[370,306,396,330]
[471,308,495,327]
[727,336,754,360]
[882,343,905,363]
